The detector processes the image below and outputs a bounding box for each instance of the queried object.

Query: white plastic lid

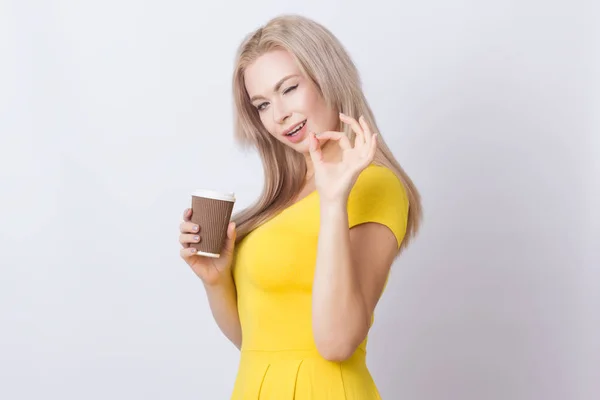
[192,189,235,202]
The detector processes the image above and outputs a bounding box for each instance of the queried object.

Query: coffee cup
[190,190,236,258]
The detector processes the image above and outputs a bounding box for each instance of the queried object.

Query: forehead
[244,49,300,97]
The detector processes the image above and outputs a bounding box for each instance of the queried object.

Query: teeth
[287,120,306,136]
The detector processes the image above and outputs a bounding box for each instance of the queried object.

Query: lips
[283,119,308,144]
[283,120,307,136]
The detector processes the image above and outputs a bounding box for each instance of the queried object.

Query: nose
[272,100,291,125]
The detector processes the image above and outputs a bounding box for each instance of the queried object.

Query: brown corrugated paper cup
[190,190,235,258]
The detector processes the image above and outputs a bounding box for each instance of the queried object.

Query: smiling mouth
[284,120,307,136]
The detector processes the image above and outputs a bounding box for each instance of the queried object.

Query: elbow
[319,348,354,363]
[314,333,360,362]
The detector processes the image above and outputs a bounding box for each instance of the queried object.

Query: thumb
[221,221,237,258]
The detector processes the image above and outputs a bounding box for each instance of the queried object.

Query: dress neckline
[289,188,318,208]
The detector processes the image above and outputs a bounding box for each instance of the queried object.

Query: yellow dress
[231,165,409,399]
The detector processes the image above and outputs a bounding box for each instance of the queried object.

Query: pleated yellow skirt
[230,348,381,399]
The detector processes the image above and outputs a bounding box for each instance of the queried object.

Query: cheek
[259,113,287,143]
[303,89,335,127]
[302,89,320,112]
[258,112,274,134]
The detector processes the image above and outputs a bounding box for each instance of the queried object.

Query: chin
[295,141,311,154]
[277,137,310,153]
[284,143,310,155]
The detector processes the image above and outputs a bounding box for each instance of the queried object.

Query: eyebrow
[249,74,299,103]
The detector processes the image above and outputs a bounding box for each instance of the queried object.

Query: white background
[1,1,598,399]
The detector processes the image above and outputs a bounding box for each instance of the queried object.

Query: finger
[315,131,346,142]
[309,132,323,163]
[180,246,198,259]
[359,116,373,146]
[183,208,192,221]
[316,131,352,150]
[221,222,237,258]
[180,221,200,234]
[364,133,378,165]
[340,113,364,146]
[179,233,201,247]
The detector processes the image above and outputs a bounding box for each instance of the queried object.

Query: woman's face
[244,49,339,154]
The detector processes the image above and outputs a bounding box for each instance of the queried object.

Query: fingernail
[190,248,197,254]
[193,225,199,231]
[194,235,199,241]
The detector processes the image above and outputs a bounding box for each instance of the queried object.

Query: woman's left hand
[309,113,378,205]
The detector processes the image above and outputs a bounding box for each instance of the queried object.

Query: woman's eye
[255,85,297,111]
[283,84,298,95]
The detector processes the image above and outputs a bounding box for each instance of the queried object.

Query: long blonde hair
[231,15,422,252]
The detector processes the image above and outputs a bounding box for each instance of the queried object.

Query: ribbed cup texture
[190,196,234,256]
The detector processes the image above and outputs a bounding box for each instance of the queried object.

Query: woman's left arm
[308,113,401,362]
[312,199,398,362]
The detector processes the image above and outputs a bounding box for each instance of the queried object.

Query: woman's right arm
[179,208,242,349]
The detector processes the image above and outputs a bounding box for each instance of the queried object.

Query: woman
[179,14,422,399]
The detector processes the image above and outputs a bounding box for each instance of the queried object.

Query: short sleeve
[347,165,409,249]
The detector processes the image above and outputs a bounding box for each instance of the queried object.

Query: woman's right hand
[179,208,237,286]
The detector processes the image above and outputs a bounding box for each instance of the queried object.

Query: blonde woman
[179,14,422,399]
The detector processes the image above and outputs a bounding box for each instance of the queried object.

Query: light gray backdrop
[1,1,598,399]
